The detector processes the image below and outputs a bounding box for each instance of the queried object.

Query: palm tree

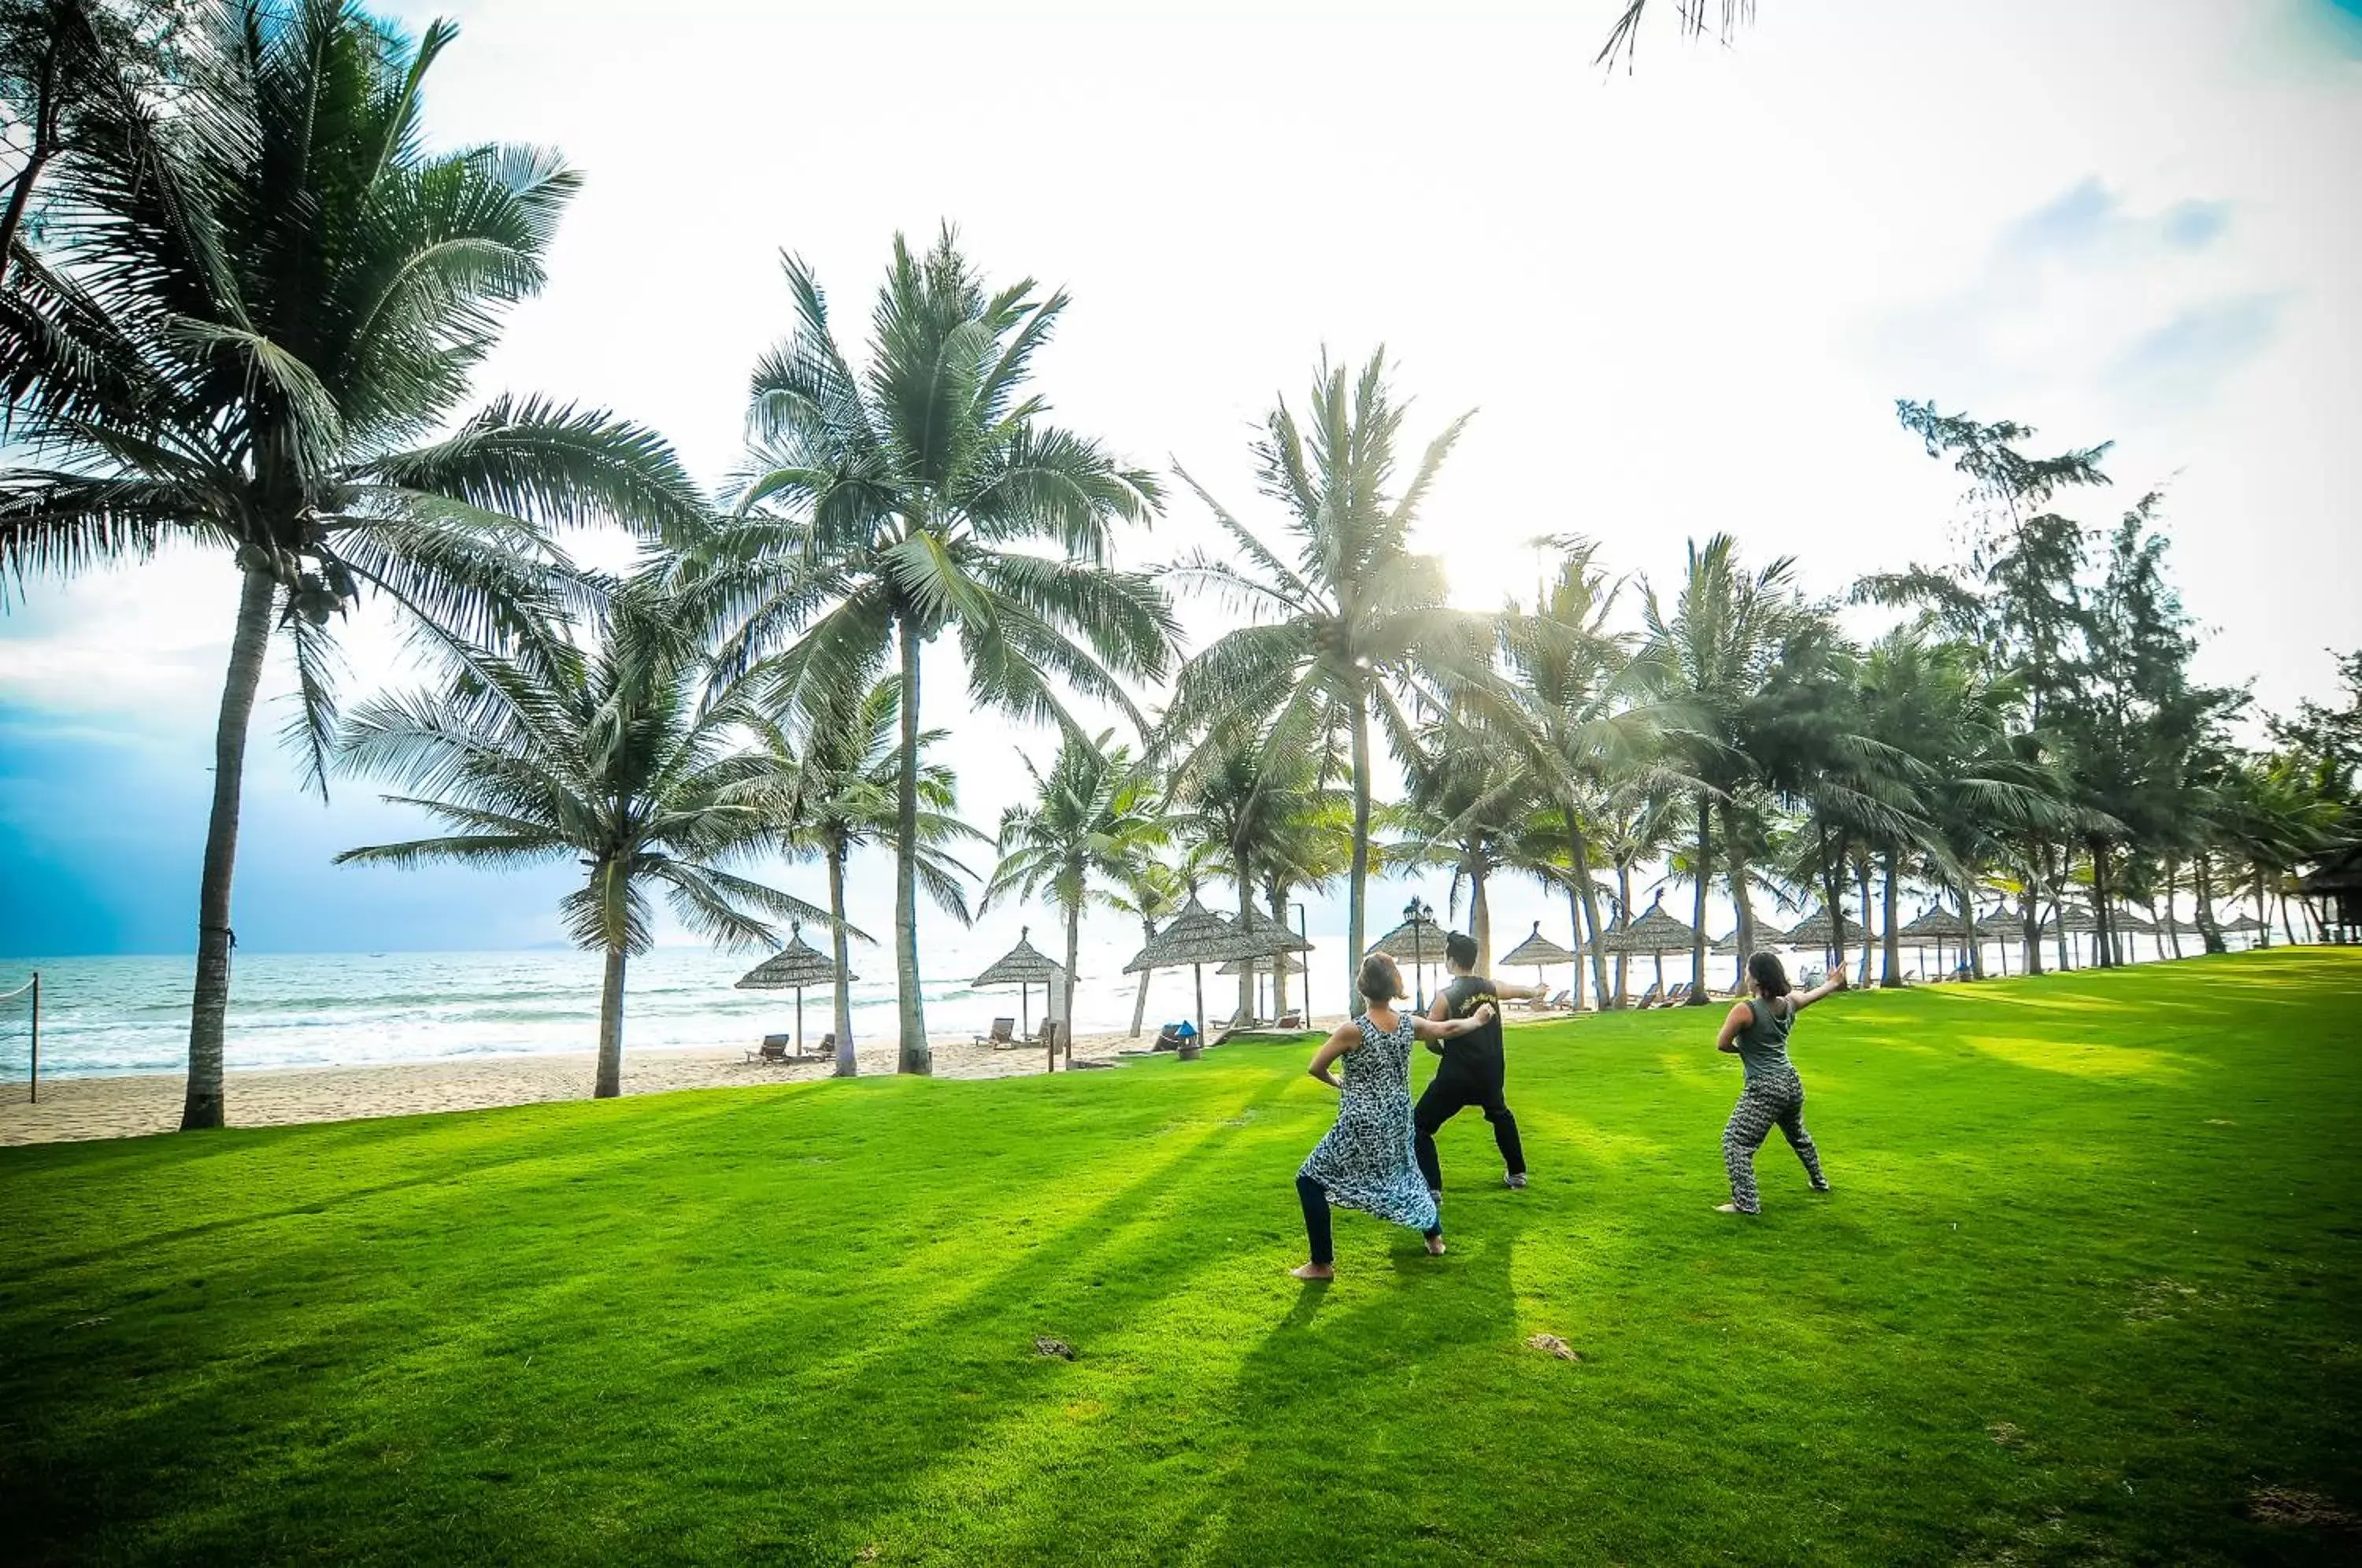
[0,3,705,1128]
[1109,847,1190,1039]
[1498,540,1658,1005]
[1595,790,1678,1008]
[1168,730,1335,1023]
[1384,716,1532,973]
[698,230,1175,1074]
[757,676,982,1075]
[334,581,832,1098]
[1642,535,1820,1002]
[984,728,1166,1063]
[1162,349,1501,1005]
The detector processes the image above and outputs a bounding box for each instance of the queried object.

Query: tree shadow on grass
[1,1063,1312,1564]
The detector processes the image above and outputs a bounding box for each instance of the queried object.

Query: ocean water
[0,934,1351,1080]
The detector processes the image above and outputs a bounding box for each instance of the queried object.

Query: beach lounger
[1275,1012,1305,1030]
[974,1017,1016,1048]
[1547,989,1572,1011]
[1658,982,1691,1008]
[746,1034,790,1064]
[1632,983,1661,1009]
[794,1031,837,1062]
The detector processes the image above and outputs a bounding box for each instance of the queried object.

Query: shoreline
[0,1017,1346,1148]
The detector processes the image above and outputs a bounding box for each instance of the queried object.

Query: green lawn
[4,950,2359,1565]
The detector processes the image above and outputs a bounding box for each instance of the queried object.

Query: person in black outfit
[1416,931,1546,1195]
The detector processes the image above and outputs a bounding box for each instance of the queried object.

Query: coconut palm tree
[1168,730,1338,1023]
[1383,715,1535,974]
[984,728,1166,1062]
[335,580,833,1098]
[697,230,1175,1074]
[1496,540,1661,1004]
[1641,535,1822,1002]
[757,675,982,1075]
[1161,349,1502,1005]
[1109,847,1190,1039]
[0,2,705,1128]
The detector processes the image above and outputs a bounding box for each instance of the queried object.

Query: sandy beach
[0,1024,1191,1148]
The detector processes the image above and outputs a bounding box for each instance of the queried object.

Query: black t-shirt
[1436,974,1506,1079]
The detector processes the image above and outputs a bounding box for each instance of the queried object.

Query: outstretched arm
[1789,972,1849,1014]
[1411,1002,1495,1043]
[1305,1024,1360,1089]
[1424,992,1452,1054]
[1715,1001,1753,1053]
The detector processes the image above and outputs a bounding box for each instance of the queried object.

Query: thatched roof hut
[735,925,853,1059]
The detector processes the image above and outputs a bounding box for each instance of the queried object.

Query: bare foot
[1290,1262,1334,1280]
[1425,1234,1447,1256]
[1714,1202,1755,1215]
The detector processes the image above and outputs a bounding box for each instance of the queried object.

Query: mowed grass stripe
[2,949,2356,1565]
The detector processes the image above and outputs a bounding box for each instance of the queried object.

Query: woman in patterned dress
[1291,953,1498,1279]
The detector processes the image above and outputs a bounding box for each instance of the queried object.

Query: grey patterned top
[1298,1012,1440,1232]
[1736,997,1799,1086]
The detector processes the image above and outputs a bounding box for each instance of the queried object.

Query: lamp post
[1405,895,1436,1011]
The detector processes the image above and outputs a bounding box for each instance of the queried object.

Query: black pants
[1414,1067,1525,1193]
[1296,1174,1438,1265]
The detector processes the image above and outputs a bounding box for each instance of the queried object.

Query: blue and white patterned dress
[1299,1012,1440,1232]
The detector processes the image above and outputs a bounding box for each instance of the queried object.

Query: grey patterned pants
[1723,1070,1827,1213]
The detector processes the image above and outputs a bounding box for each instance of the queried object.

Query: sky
[3,0,2360,962]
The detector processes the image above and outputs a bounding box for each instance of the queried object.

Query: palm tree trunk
[2089,844,2116,967]
[180,564,278,1132]
[1060,895,1083,1073]
[2195,852,2223,953]
[1347,697,1374,1009]
[1856,859,1875,988]
[2253,868,2272,949]
[2044,845,2071,971]
[2164,855,2185,959]
[1880,850,1902,987]
[1471,855,1493,974]
[1820,827,1849,980]
[2019,872,2043,975]
[594,943,628,1098]
[1686,793,1712,1004]
[1130,915,1156,1037]
[1567,821,1609,1008]
[1958,882,1983,980]
[1725,803,1754,993]
[1268,885,1293,1020]
[894,618,930,1074]
[827,841,857,1077]
[1612,866,1633,1008]
[1235,849,1255,1026]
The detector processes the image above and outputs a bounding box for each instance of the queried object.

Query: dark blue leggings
[1297,1173,1438,1265]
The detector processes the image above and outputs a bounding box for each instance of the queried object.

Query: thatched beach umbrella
[1498,920,1576,1002]
[1710,917,1792,955]
[735,923,854,1059]
[1898,905,1970,976]
[1605,897,1699,997]
[971,926,1066,1038]
[1368,907,1449,1008]
[1218,948,1305,1020]
[1235,905,1315,1019]
[2108,907,2157,963]
[1124,897,1261,1050]
[1785,906,1868,957]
